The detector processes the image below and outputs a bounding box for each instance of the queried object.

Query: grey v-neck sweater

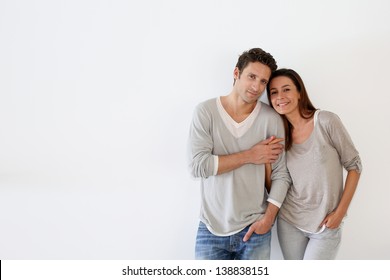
[279,110,362,233]
[188,98,291,236]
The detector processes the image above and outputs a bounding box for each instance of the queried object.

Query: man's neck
[220,94,257,123]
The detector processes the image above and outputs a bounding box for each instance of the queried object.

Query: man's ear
[233,67,240,80]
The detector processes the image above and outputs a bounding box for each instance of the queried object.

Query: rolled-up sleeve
[344,155,363,173]
[327,113,363,174]
[187,104,216,178]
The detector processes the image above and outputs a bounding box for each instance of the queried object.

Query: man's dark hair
[235,48,277,75]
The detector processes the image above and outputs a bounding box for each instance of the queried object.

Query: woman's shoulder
[316,110,340,122]
[316,110,343,128]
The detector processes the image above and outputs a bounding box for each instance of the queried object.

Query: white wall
[0,0,389,259]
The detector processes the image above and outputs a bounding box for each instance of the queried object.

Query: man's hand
[217,136,284,175]
[243,203,280,242]
[243,216,273,242]
[249,136,284,165]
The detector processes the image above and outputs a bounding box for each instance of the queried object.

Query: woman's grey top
[279,110,362,233]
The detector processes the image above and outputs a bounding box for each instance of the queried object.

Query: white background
[0,0,389,260]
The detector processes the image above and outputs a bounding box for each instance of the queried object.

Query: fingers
[268,154,280,163]
[269,145,283,158]
[259,136,284,146]
[268,138,284,145]
[263,136,284,145]
[268,137,284,155]
[260,136,276,145]
[252,137,284,165]
[319,216,329,227]
[243,226,255,242]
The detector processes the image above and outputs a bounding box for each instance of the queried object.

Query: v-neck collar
[216,97,261,138]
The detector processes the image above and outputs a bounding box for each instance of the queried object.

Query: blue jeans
[195,221,271,260]
[277,217,342,260]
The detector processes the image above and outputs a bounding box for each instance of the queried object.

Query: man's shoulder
[195,97,218,112]
[259,101,275,112]
[199,97,217,105]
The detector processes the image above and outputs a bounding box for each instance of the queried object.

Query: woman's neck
[286,111,315,144]
[286,111,313,129]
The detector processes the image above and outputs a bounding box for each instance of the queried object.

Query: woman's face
[268,76,300,116]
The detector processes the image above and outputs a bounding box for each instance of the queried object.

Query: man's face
[233,62,271,104]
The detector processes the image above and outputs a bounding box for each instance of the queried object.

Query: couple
[187,48,362,260]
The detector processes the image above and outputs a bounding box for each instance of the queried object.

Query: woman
[266,68,362,260]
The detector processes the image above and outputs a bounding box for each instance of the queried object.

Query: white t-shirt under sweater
[188,97,292,236]
[279,110,362,233]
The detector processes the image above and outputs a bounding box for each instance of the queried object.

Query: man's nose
[251,81,261,91]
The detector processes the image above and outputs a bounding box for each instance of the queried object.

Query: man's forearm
[216,137,283,175]
[217,150,252,175]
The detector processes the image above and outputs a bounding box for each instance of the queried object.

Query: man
[188,48,291,260]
